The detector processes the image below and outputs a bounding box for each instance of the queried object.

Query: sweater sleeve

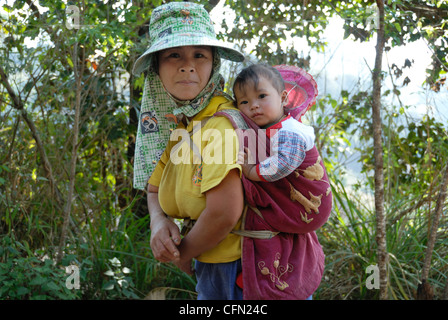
[257,130,307,182]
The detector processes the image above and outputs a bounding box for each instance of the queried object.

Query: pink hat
[274,65,318,122]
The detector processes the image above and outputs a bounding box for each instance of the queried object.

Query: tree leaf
[17,287,30,296]
[102,280,115,290]
[104,270,114,277]
[30,276,46,286]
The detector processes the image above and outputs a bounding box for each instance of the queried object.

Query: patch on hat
[158,28,172,38]
[141,111,159,134]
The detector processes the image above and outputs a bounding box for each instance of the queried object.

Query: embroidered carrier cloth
[218,110,332,299]
[240,143,332,299]
[216,61,331,298]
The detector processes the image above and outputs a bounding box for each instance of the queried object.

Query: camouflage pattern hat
[133,2,245,75]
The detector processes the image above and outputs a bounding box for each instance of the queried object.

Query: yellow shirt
[148,96,242,263]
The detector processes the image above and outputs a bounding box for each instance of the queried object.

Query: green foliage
[1,0,447,300]
[225,0,330,65]
[332,0,448,86]
[0,235,78,300]
[317,178,448,300]
[102,257,140,299]
[357,112,448,202]
[56,208,197,300]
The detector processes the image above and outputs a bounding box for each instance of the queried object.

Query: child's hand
[244,147,254,164]
[237,150,246,165]
[238,147,255,164]
[238,147,257,179]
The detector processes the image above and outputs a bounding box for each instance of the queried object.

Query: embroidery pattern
[289,183,322,213]
[192,163,202,186]
[181,9,193,24]
[298,156,324,180]
[140,111,159,134]
[258,252,293,291]
[289,154,333,224]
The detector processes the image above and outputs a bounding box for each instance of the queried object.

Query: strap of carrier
[178,111,278,240]
[180,205,279,240]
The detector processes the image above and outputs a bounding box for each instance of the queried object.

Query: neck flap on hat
[133,50,231,190]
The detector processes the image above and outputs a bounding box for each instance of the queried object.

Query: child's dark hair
[233,63,285,95]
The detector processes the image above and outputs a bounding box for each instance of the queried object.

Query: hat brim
[274,65,318,121]
[133,34,245,75]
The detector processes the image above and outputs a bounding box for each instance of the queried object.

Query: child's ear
[281,90,289,106]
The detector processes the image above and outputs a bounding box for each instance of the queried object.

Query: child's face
[234,76,287,127]
[158,46,213,101]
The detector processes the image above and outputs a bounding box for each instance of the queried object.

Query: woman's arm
[147,183,182,262]
[174,168,244,274]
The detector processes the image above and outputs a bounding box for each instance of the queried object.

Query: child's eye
[239,100,248,105]
[259,94,267,99]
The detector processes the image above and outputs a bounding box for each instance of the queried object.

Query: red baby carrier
[217,65,332,299]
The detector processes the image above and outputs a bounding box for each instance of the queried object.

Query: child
[233,64,316,183]
[132,2,246,300]
[227,63,332,299]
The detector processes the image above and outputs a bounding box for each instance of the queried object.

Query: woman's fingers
[150,219,181,262]
[153,237,179,262]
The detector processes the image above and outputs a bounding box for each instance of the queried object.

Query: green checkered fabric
[132,2,244,190]
[133,2,244,75]
[133,51,232,190]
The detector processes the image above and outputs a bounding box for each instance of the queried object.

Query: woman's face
[157,46,214,101]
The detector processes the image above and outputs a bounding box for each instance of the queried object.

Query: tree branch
[0,66,64,208]
[417,163,448,299]
[396,2,448,24]
[373,0,388,300]
[56,42,85,263]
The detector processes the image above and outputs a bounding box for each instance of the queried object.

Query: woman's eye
[163,51,180,58]
[195,51,211,59]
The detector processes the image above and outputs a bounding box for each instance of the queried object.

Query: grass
[65,202,198,300]
[316,177,448,300]
[1,170,446,300]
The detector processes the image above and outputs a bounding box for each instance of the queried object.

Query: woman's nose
[180,67,195,72]
[180,61,195,73]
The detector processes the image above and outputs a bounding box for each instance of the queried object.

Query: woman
[132,2,246,300]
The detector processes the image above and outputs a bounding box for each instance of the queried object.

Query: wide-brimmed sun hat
[132,2,245,75]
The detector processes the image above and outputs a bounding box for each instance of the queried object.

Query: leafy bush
[0,236,79,300]
[102,257,139,299]
[317,177,448,300]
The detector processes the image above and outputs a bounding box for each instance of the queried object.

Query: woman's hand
[147,184,181,263]
[149,214,181,263]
